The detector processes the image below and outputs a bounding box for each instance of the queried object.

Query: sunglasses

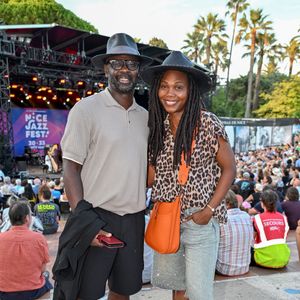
[107,59,140,71]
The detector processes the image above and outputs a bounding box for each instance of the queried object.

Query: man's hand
[91,229,112,247]
[183,207,213,225]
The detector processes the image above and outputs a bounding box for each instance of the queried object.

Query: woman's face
[158,70,189,118]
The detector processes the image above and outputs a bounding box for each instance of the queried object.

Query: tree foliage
[148,37,168,49]
[236,8,273,117]
[254,76,300,118]
[0,0,98,32]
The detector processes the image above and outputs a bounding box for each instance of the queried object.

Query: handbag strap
[178,139,196,186]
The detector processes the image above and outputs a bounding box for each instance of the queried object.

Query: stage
[15,163,63,180]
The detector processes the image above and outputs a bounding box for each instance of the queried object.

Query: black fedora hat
[92,33,152,70]
[141,51,212,91]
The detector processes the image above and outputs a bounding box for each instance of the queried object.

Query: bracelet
[206,204,215,213]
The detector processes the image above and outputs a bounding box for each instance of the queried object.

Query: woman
[21,181,37,211]
[252,189,290,268]
[142,51,236,300]
[282,187,300,229]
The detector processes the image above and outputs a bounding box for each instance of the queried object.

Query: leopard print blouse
[151,110,229,224]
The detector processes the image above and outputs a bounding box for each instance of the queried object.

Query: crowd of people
[0,32,300,300]
[0,176,65,234]
[0,175,67,299]
[215,143,300,276]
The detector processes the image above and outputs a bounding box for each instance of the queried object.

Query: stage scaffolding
[0,39,15,175]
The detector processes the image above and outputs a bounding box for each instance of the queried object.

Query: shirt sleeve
[211,113,229,143]
[61,102,91,165]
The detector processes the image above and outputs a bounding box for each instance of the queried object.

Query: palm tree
[194,13,228,67]
[211,40,229,76]
[225,0,249,100]
[235,8,273,117]
[181,30,204,63]
[252,31,278,110]
[283,38,300,77]
[263,42,283,75]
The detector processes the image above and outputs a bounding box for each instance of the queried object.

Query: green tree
[0,0,98,32]
[134,37,142,43]
[225,0,249,100]
[148,37,168,49]
[236,8,273,117]
[252,31,278,110]
[211,87,229,117]
[194,13,228,67]
[212,76,248,117]
[181,30,204,63]
[283,38,300,77]
[254,76,300,118]
[263,42,283,76]
[211,40,228,76]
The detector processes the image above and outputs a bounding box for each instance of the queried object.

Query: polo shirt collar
[103,88,139,111]
[11,224,29,231]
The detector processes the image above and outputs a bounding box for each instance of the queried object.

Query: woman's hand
[183,207,213,225]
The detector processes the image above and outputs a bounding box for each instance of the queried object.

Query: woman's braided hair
[148,71,206,169]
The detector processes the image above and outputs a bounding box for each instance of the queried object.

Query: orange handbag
[145,195,181,254]
[145,141,194,254]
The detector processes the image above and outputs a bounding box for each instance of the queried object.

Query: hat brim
[141,65,212,92]
[92,53,153,70]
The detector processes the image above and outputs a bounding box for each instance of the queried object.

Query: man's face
[104,55,140,94]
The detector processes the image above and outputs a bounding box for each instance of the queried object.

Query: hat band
[107,45,140,56]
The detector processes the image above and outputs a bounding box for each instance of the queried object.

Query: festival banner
[11,108,69,156]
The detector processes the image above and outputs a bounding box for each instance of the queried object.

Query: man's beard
[108,73,137,94]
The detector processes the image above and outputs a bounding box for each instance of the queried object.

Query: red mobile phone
[97,235,125,248]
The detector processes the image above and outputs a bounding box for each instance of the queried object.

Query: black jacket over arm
[52,200,106,300]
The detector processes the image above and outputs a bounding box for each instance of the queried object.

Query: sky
[56,0,300,80]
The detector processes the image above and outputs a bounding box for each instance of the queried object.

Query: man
[32,177,42,196]
[216,190,253,276]
[0,201,52,300]
[236,171,255,200]
[34,185,60,234]
[53,33,152,300]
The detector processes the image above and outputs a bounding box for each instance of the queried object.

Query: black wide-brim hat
[141,51,212,92]
[92,33,153,70]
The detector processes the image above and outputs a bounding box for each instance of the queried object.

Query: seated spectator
[0,195,43,233]
[0,177,14,209]
[54,178,64,194]
[12,179,24,196]
[59,189,70,214]
[245,183,263,207]
[252,190,290,268]
[282,187,300,230]
[34,185,60,235]
[282,168,291,195]
[230,184,243,207]
[236,172,255,200]
[216,190,253,276]
[262,174,272,187]
[32,177,41,197]
[0,201,52,299]
[21,181,37,211]
[48,180,61,206]
[0,176,14,196]
[248,185,283,215]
